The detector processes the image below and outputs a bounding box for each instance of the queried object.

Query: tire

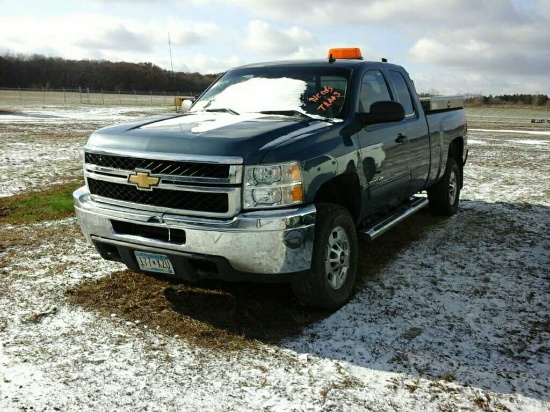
[427,157,461,216]
[291,203,358,310]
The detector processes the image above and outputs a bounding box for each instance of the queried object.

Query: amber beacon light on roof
[327,47,363,62]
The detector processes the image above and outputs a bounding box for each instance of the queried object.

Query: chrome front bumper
[73,186,316,276]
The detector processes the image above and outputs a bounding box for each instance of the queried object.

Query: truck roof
[232,59,405,73]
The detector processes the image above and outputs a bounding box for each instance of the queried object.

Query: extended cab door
[355,69,409,213]
[385,69,431,196]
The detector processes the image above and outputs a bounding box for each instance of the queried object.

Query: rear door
[386,69,430,195]
[355,69,410,213]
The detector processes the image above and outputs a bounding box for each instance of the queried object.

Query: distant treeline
[464,94,549,107]
[2,54,549,106]
[0,54,219,94]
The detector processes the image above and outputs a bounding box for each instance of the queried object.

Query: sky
[1,0,549,95]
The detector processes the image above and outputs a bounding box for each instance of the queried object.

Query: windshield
[190,66,351,120]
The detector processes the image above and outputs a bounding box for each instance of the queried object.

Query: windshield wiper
[259,110,314,120]
[204,108,239,115]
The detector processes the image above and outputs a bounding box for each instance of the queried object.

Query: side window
[359,70,391,112]
[387,71,415,116]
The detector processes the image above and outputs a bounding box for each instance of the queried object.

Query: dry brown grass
[67,269,328,351]
[66,208,445,351]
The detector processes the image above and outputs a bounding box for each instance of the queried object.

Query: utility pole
[168,32,174,74]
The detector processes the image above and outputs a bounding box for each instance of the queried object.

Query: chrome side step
[358,197,429,241]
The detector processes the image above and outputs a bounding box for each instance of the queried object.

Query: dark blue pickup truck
[74,48,468,309]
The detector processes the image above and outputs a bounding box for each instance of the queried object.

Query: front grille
[85,152,230,179]
[88,178,228,213]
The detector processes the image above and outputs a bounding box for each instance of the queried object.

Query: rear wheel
[428,157,461,216]
[291,203,358,310]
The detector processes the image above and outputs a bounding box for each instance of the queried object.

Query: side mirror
[180,99,193,113]
[359,101,405,126]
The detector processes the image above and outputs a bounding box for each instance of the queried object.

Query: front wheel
[427,157,461,216]
[291,203,358,310]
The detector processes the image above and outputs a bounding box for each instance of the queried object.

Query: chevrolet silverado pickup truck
[74,48,468,309]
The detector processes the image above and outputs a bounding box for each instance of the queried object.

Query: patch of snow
[1,108,549,411]
[0,106,166,198]
[0,106,164,124]
[192,77,307,114]
[468,139,483,145]
[470,128,550,136]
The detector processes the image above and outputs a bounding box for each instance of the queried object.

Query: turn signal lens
[292,185,303,202]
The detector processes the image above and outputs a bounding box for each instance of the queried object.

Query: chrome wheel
[448,169,458,205]
[291,203,358,309]
[325,226,350,290]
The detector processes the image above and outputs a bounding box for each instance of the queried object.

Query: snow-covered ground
[0,106,166,197]
[1,107,549,411]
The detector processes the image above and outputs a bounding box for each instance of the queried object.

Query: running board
[358,197,429,241]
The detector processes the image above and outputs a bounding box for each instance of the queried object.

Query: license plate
[134,251,175,275]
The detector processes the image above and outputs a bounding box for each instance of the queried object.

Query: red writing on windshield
[307,86,342,112]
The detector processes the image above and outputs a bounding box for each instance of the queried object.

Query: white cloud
[409,21,550,77]
[4,15,146,58]
[175,54,242,74]
[76,26,157,53]
[168,21,222,46]
[245,20,317,56]
[0,13,230,71]
[221,0,531,26]
[1,0,549,94]
[412,68,549,96]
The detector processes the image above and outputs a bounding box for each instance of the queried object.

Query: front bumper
[73,186,316,280]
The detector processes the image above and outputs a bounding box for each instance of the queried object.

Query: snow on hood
[140,111,272,134]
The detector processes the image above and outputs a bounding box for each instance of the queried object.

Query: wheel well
[449,137,463,164]
[448,137,464,188]
[314,173,361,224]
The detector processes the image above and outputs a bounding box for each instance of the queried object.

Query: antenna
[168,32,174,74]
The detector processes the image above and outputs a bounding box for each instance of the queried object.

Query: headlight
[243,162,303,209]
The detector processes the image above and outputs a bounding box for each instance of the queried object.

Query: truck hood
[85,112,333,164]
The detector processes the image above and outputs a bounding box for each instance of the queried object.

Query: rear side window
[387,71,415,116]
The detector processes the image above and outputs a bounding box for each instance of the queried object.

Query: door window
[359,70,391,112]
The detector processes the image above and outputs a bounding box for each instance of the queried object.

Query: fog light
[284,230,304,249]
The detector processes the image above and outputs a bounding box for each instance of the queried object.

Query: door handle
[395,134,408,145]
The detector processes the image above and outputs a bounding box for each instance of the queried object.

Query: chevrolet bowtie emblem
[128,170,160,190]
